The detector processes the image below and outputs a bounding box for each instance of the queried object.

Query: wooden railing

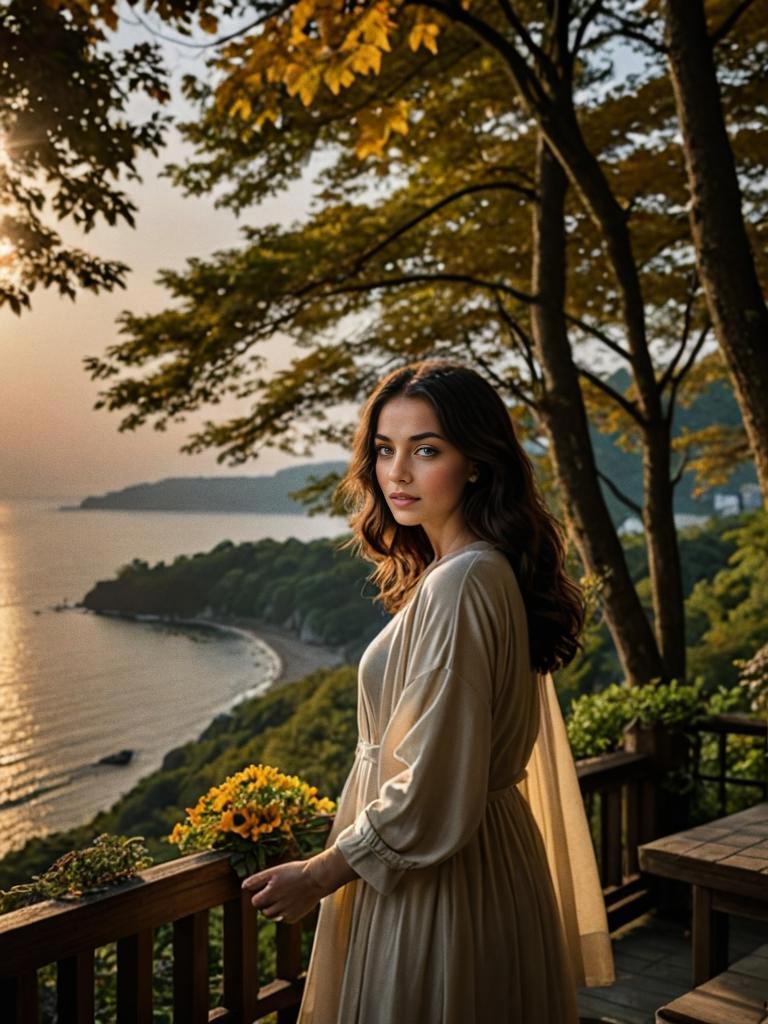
[576,749,656,931]
[0,850,310,1024]
[0,746,663,1021]
[690,712,768,817]
[4,715,765,1019]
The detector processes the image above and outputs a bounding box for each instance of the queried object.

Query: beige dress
[297,540,614,1023]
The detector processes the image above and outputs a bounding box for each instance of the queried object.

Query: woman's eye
[375,445,437,457]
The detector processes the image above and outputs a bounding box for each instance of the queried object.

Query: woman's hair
[334,357,585,675]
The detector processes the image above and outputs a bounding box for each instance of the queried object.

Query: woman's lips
[391,496,420,507]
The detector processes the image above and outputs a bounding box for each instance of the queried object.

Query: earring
[469,472,478,482]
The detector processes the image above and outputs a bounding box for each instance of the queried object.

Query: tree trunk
[664,0,768,504]
[536,98,688,682]
[642,416,686,681]
[530,134,666,686]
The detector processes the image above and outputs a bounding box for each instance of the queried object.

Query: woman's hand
[242,860,326,925]
[242,847,361,925]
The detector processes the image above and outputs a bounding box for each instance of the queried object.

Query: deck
[577,908,768,1023]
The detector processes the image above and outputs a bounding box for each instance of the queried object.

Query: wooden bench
[655,943,768,1023]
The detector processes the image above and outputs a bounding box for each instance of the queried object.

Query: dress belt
[354,737,527,801]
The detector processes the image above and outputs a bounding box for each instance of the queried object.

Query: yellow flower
[219,808,260,838]
[169,822,187,844]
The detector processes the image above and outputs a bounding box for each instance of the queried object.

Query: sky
[0,10,350,501]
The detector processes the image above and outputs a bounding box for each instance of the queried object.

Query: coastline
[227,617,348,686]
[84,608,348,697]
[174,614,348,691]
[0,612,347,863]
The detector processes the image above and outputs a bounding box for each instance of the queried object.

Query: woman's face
[373,395,478,549]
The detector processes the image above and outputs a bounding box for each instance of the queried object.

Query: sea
[0,497,345,862]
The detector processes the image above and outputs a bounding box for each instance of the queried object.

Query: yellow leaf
[285,65,323,106]
[408,23,440,54]
[291,0,315,35]
[323,62,356,95]
[228,96,252,121]
[356,134,386,160]
[255,107,279,130]
[387,99,410,135]
[349,44,382,75]
[361,4,394,51]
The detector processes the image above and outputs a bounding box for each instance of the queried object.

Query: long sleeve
[332,554,502,896]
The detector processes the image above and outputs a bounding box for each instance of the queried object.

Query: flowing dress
[297,539,614,1023]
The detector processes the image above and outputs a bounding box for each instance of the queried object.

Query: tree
[68,0,764,683]
[662,0,768,504]
[0,0,171,313]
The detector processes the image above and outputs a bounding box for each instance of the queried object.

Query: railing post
[600,788,623,887]
[117,928,153,1024]
[275,920,303,1024]
[623,717,691,839]
[57,950,95,1023]
[173,910,209,1024]
[717,732,727,815]
[0,972,38,1024]
[625,780,640,875]
[222,891,261,1022]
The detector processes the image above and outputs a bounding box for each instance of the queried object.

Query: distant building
[711,484,762,516]
[713,492,741,516]
[617,513,709,536]
[740,483,763,511]
[674,513,710,530]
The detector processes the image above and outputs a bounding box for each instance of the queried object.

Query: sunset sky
[0,10,349,501]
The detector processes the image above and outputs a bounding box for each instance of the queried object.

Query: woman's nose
[389,456,410,483]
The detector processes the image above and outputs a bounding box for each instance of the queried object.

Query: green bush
[566,677,710,759]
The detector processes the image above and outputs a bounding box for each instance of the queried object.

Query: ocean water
[0,498,345,860]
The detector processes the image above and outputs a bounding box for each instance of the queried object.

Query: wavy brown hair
[334,358,585,674]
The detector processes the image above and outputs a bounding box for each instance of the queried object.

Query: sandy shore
[224,616,347,688]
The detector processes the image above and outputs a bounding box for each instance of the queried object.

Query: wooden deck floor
[576,908,768,1024]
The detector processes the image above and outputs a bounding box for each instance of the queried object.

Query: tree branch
[572,0,604,57]
[710,0,761,45]
[410,0,550,107]
[601,12,666,54]
[461,331,537,408]
[658,271,699,393]
[596,468,642,515]
[324,270,536,305]
[494,293,539,383]
[128,3,295,50]
[494,0,558,88]
[670,446,690,488]
[347,181,537,276]
[576,364,646,426]
[564,313,633,362]
[666,321,712,418]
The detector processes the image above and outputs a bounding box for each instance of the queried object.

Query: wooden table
[639,801,768,986]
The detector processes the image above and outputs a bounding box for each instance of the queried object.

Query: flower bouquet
[166,763,336,879]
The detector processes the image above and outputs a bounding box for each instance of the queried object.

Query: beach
[0,500,351,858]
[151,610,348,700]
[176,614,348,692]
[233,619,348,686]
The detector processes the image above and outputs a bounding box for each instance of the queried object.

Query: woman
[242,358,615,1022]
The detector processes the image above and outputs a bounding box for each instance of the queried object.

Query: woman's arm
[303,844,361,894]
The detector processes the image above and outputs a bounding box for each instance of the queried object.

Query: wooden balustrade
[0,849,309,1024]
[0,744,690,1020]
[691,713,768,816]
[576,749,656,930]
